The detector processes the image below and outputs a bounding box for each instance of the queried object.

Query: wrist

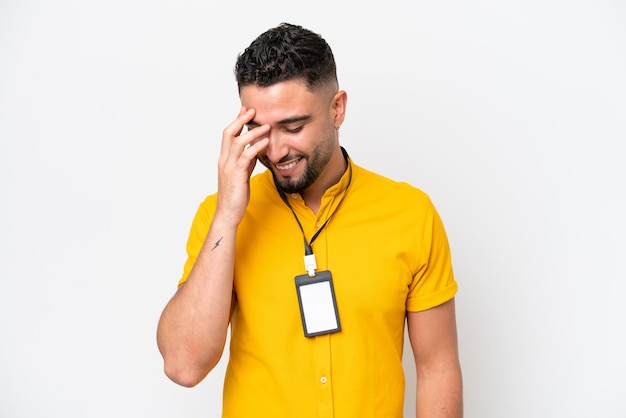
[211,208,244,231]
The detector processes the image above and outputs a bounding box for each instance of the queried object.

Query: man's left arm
[408,298,463,418]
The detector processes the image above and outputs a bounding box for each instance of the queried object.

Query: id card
[295,270,341,337]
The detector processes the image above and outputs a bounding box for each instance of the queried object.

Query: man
[157,23,462,417]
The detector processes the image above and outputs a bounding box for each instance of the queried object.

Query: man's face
[240,79,340,194]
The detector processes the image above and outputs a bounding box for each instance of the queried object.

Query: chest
[233,201,421,320]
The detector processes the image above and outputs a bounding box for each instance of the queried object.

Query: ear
[330,90,348,129]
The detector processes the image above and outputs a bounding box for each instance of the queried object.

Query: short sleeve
[177,194,218,287]
[406,199,458,312]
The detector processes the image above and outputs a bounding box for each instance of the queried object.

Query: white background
[1,0,625,417]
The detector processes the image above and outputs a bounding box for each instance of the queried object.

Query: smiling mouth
[275,158,302,171]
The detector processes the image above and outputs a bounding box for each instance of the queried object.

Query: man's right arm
[156,216,238,387]
[156,108,269,387]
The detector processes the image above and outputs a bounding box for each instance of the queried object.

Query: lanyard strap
[275,148,353,276]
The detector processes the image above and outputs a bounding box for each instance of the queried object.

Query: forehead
[239,79,326,124]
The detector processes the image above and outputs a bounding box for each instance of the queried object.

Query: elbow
[161,349,222,388]
[156,320,227,387]
[164,363,204,388]
[163,358,215,388]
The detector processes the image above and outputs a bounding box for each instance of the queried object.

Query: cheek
[297,125,326,148]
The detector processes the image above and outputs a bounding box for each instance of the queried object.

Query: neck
[301,146,348,214]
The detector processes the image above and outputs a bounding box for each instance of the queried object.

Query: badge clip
[304,253,317,277]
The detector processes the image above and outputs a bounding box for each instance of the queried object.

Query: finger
[243,136,269,158]
[228,124,269,170]
[220,107,255,158]
[241,137,269,174]
[239,123,270,148]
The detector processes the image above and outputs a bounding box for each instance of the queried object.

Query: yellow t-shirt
[179,158,457,418]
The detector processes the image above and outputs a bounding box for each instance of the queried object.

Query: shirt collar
[320,147,352,200]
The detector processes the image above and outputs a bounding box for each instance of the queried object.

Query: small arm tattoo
[211,236,224,251]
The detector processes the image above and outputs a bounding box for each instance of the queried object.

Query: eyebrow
[247,115,311,127]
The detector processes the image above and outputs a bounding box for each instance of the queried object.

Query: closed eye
[284,125,304,134]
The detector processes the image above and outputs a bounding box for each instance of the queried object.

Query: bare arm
[156,108,269,387]
[408,298,463,418]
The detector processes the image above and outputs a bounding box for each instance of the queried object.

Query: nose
[264,128,288,163]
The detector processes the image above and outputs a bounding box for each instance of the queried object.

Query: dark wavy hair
[235,23,337,92]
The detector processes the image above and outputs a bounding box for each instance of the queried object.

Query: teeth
[276,159,300,171]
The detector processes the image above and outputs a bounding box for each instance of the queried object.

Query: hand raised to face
[214,107,270,227]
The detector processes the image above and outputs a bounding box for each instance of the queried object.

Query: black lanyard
[275,148,353,274]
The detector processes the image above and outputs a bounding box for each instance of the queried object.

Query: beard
[259,136,335,195]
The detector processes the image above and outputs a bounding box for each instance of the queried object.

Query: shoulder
[351,162,433,208]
